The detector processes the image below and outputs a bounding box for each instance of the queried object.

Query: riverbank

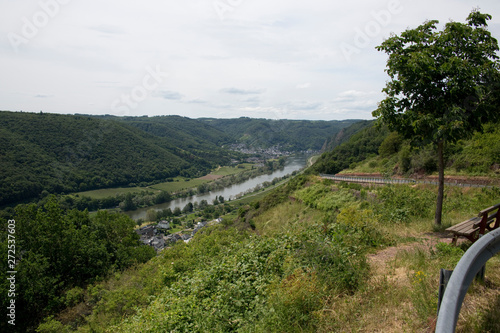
[75,164,256,199]
[124,156,307,221]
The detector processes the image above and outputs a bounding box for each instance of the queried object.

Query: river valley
[125,155,308,220]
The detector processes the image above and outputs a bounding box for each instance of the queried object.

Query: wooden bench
[446,203,500,244]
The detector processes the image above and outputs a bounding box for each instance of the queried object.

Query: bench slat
[447,223,476,233]
[446,217,481,233]
[454,228,478,236]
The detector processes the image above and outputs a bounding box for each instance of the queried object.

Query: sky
[1,0,500,121]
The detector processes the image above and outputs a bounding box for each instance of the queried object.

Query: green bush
[376,185,436,222]
[379,131,403,157]
[294,183,356,211]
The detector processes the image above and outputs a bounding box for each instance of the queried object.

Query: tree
[146,209,158,222]
[155,191,171,204]
[173,207,182,216]
[373,10,500,226]
[182,202,194,214]
[122,193,136,211]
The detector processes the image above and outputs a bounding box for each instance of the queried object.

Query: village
[135,218,223,252]
[228,144,293,159]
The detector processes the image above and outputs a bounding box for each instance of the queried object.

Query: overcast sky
[1,0,499,120]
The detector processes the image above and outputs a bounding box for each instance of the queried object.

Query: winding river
[125,155,308,220]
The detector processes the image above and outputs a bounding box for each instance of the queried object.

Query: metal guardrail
[320,174,493,188]
[320,174,416,185]
[436,228,500,332]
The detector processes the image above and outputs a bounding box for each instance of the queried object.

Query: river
[125,155,308,221]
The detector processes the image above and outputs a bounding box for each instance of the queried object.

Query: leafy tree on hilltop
[373,10,500,225]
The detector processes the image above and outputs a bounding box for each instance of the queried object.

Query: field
[75,164,256,199]
[149,177,211,192]
[211,163,254,176]
[74,186,156,199]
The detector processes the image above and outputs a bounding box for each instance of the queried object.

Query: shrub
[294,184,356,211]
[379,132,403,157]
[377,185,436,222]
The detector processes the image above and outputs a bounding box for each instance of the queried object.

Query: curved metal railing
[436,228,500,332]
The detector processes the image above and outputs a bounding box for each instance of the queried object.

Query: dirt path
[368,232,458,269]
[367,232,453,269]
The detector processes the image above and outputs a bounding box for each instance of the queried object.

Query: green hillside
[199,117,359,151]
[314,119,500,180]
[0,112,235,207]
[313,121,389,175]
[323,119,375,151]
[105,115,231,153]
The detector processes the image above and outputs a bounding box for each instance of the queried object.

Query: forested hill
[313,119,500,178]
[313,120,389,175]
[0,112,234,206]
[323,120,375,151]
[199,117,359,151]
[97,115,231,150]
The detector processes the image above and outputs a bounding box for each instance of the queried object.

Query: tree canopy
[0,198,156,332]
[374,10,500,146]
[373,10,500,225]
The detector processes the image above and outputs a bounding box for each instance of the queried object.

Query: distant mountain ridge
[199,117,360,151]
[0,112,234,206]
[0,112,361,206]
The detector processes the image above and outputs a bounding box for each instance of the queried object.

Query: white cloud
[220,87,266,95]
[296,83,311,89]
[35,93,53,98]
[153,90,183,100]
[0,0,499,120]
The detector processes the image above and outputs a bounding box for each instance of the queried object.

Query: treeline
[0,198,156,333]
[199,117,359,151]
[146,196,232,223]
[0,112,239,207]
[63,190,171,212]
[3,158,288,221]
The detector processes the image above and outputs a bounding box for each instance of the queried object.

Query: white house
[157,220,170,230]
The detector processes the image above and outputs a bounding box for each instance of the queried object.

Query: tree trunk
[435,140,445,226]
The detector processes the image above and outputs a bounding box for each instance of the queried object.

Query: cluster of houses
[135,218,221,252]
[229,144,292,159]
